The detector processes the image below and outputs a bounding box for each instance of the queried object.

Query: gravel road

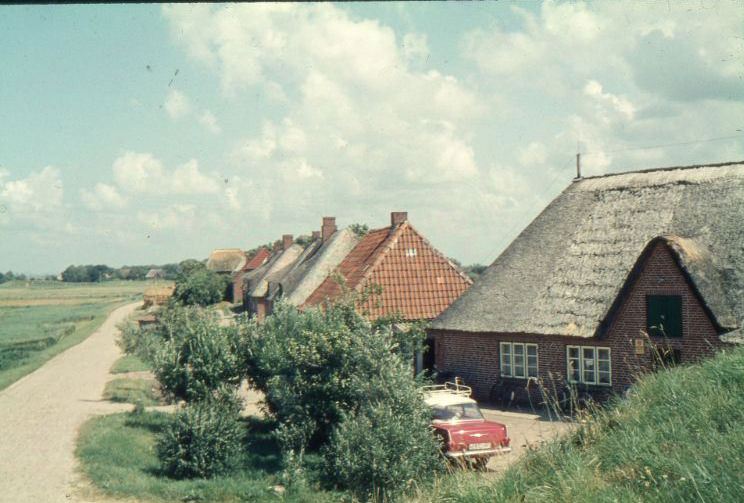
[0,302,140,503]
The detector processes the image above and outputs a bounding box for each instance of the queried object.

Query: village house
[242,217,359,319]
[243,235,306,319]
[206,248,247,302]
[429,162,744,403]
[231,247,272,304]
[303,211,473,371]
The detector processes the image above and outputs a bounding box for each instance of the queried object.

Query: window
[500,342,538,378]
[647,295,682,338]
[567,346,611,385]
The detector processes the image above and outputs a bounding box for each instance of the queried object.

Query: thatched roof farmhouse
[431,161,744,402]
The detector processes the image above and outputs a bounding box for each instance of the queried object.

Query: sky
[1,1,743,275]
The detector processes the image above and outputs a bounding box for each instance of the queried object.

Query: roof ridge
[576,160,744,182]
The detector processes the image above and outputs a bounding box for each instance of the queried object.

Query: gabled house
[268,217,361,309]
[206,248,247,302]
[429,162,744,402]
[243,235,305,319]
[304,211,473,321]
[304,211,473,371]
[232,247,272,304]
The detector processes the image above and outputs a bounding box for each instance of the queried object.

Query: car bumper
[445,446,512,458]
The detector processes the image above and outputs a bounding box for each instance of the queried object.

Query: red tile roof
[303,222,472,321]
[244,247,272,271]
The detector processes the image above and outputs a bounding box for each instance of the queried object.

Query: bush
[242,300,391,447]
[172,264,226,306]
[144,306,243,402]
[324,355,442,502]
[157,395,244,479]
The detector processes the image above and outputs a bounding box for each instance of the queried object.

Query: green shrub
[242,300,400,447]
[172,265,226,306]
[324,371,442,502]
[156,395,243,479]
[145,306,243,402]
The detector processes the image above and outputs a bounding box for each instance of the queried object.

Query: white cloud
[80,183,127,210]
[164,89,192,118]
[112,151,219,195]
[0,166,63,214]
[199,110,221,134]
[402,33,429,64]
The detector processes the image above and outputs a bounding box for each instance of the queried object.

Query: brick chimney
[282,234,294,251]
[321,217,336,242]
[390,211,408,226]
[311,230,321,240]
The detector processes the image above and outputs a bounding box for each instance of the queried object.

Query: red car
[423,382,511,470]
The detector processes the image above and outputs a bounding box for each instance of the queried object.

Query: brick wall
[431,241,728,403]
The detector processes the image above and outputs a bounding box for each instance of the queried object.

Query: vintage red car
[423,382,511,469]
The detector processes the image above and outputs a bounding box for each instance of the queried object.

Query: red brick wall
[431,242,728,402]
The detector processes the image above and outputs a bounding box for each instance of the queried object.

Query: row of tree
[0,271,29,283]
[60,263,182,282]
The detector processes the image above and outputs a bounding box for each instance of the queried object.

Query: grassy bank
[416,346,744,503]
[111,354,150,374]
[76,411,340,503]
[0,280,161,390]
[103,378,164,406]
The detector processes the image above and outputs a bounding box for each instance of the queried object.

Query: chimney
[282,234,294,251]
[311,230,321,240]
[273,240,282,252]
[321,217,336,242]
[390,211,408,226]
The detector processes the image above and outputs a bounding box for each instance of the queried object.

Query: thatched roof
[245,244,305,298]
[206,249,246,274]
[271,228,361,306]
[432,161,744,338]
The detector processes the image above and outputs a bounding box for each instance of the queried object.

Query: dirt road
[0,302,140,503]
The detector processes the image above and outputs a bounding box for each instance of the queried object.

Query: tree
[172,265,226,306]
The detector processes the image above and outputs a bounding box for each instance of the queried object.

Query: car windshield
[431,403,484,421]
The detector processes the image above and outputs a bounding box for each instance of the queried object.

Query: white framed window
[567,346,611,386]
[500,342,538,378]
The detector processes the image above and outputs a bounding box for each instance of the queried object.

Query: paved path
[480,407,573,473]
[0,302,140,503]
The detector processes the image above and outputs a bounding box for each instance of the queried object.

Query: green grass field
[76,412,339,503]
[0,280,166,391]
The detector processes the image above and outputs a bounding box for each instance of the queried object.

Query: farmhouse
[231,247,272,304]
[268,217,361,308]
[304,212,472,322]
[206,248,247,302]
[243,235,306,319]
[430,162,744,402]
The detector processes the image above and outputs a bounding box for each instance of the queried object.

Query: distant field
[0,280,171,391]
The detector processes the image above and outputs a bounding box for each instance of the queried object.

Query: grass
[103,378,164,406]
[76,411,341,503]
[0,280,160,391]
[111,354,150,374]
[413,346,744,503]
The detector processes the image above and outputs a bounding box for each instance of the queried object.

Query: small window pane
[568,347,579,359]
[582,348,595,383]
[500,343,512,377]
[598,371,611,385]
[568,359,580,382]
